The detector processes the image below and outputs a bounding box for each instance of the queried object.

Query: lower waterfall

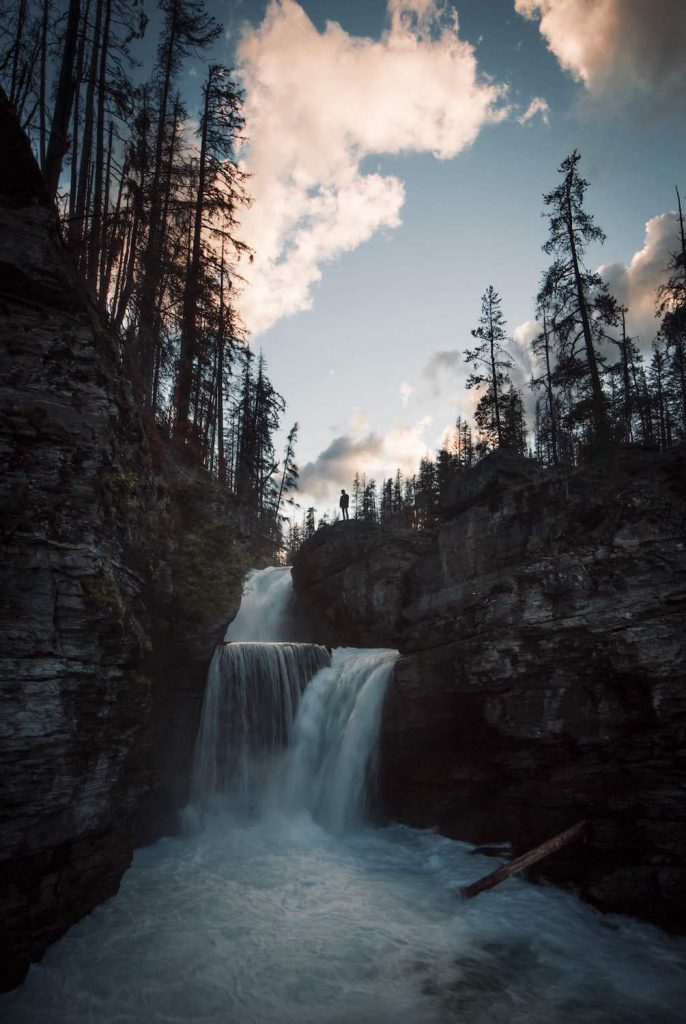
[191,642,331,812]
[3,568,685,1024]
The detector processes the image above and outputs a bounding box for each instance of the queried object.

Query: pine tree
[464,286,514,449]
[656,187,686,437]
[539,151,615,444]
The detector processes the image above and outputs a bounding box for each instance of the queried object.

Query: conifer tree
[539,151,615,443]
[464,286,514,448]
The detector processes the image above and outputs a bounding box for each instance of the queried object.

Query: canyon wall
[292,449,686,929]
[0,117,243,989]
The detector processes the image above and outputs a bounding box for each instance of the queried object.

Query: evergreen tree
[464,286,514,449]
[539,151,615,443]
[656,187,686,437]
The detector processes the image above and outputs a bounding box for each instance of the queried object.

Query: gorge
[2,568,685,1023]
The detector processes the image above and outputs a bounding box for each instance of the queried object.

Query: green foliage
[170,474,249,626]
[81,568,127,624]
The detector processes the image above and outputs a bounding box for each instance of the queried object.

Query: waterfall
[191,567,398,831]
[225,566,296,641]
[192,641,331,811]
[281,648,398,832]
[6,567,685,1023]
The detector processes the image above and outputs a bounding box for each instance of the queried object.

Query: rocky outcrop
[0,129,243,988]
[292,449,686,930]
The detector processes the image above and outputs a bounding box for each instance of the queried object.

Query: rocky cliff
[0,114,244,989]
[292,449,686,930]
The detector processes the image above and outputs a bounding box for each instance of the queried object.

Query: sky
[194,0,686,515]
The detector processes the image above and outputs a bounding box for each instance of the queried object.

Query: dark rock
[292,451,686,930]
[0,159,244,985]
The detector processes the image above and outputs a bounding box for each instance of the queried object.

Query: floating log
[458,820,587,900]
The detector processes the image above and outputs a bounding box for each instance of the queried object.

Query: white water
[192,641,331,813]
[3,568,685,1023]
[225,566,295,641]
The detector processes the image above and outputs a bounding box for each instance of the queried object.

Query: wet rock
[292,450,686,929]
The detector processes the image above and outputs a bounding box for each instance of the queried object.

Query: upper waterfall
[225,566,296,642]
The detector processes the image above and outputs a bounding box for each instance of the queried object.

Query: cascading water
[191,641,331,812]
[4,567,685,1024]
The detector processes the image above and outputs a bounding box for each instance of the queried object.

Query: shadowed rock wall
[0,115,243,988]
[292,449,686,929]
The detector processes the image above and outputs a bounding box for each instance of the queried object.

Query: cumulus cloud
[515,0,686,98]
[237,0,508,335]
[598,211,680,347]
[299,417,433,504]
[517,96,550,125]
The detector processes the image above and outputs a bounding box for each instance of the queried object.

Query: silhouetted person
[339,489,350,520]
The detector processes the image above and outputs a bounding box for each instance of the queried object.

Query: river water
[3,568,684,1023]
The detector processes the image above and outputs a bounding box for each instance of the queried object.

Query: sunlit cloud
[298,416,434,504]
[515,0,686,98]
[598,211,679,348]
[237,0,508,336]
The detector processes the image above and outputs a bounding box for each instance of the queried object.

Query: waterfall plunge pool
[3,568,685,1022]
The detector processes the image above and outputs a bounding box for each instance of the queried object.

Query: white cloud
[515,0,686,97]
[299,416,433,504]
[517,96,550,125]
[598,211,679,347]
[237,0,508,336]
[399,381,414,405]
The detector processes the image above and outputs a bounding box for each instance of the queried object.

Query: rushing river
[3,569,685,1023]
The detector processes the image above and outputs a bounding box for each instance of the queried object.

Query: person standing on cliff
[339,489,350,520]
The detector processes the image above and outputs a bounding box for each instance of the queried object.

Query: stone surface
[0,140,242,987]
[292,449,686,930]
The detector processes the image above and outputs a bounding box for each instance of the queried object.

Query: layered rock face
[0,131,241,987]
[0,194,155,989]
[292,449,686,929]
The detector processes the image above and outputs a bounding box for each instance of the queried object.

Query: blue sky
[193,0,685,514]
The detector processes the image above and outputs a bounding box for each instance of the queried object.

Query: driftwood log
[458,820,587,900]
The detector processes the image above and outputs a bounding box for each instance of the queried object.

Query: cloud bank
[237,0,508,335]
[515,0,686,97]
[299,417,433,504]
[598,211,680,346]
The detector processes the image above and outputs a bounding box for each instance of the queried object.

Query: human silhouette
[339,489,350,520]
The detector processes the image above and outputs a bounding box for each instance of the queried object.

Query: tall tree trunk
[68,0,90,223]
[44,0,81,198]
[89,0,111,289]
[487,296,502,446]
[542,312,559,465]
[175,71,211,438]
[8,0,28,107]
[38,0,50,168]
[97,117,113,299]
[137,1,179,402]
[564,183,606,440]
[72,0,103,251]
[216,246,226,484]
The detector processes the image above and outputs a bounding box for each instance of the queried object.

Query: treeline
[0,0,298,541]
[284,418,476,558]
[287,151,685,555]
[459,153,685,466]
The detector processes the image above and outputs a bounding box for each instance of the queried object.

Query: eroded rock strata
[0,131,242,988]
[292,449,686,929]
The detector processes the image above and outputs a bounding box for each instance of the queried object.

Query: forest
[1,0,684,561]
[287,155,686,557]
[0,0,298,549]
